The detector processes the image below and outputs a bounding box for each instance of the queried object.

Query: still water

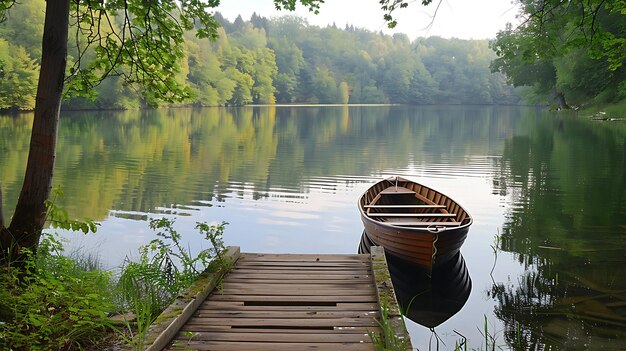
[2,105,626,349]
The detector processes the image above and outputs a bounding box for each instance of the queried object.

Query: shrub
[0,234,114,351]
[117,218,227,321]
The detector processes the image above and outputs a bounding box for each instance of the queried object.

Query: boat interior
[361,178,470,228]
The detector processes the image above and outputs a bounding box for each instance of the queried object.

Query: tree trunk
[0,0,70,261]
[555,92,570,110]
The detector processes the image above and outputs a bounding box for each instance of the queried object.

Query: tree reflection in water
[493,113,626,350]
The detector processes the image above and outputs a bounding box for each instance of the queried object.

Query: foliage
[45,187,98,234]
[491,0,626,107]
[0,211,229,350]
[115,218,227,348]
[117,218,227,319]
[0,39,38,110]
[0,233,114,350]
[260,18,517,105]
[61,0,224,103]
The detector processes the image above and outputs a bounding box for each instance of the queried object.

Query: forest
[0,0,520,110]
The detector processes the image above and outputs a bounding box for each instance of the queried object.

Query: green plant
[479,315,501,351]
[170,331,199,349]
[115,218,228,347]
[45,187,99,234]
[0,233,114,351]
[117,218,227,316]
[369,298,410,351]
[113,294,157,351]
[453,330,468,351]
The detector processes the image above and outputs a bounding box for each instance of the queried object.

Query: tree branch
[589,0,607,45]
[0,0,16,22]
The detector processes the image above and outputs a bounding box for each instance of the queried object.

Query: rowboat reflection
[359,231,472,328]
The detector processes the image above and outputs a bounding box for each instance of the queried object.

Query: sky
[215,0,520,40]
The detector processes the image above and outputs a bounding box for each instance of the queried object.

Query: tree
[270,37,305,102]
[491,0,626,108]
[312,66,338,103]
[0,40,38,110]
[338,81,350,104]
[0,0,437,263]
[0,0,72,264]
[0,0,44,60]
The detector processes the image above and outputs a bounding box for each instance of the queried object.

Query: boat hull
[358,176,472,270]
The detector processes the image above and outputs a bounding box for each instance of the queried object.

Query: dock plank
[193,311,379,319]
[221,282,375,289]
[185,317,379,327]
[168,341,374,351]
[229,270,370,275]
[174,331,373,342]
[228,272,372,281]
[240,253,370,261]
[209,294,378,302]
[200,301,378,311]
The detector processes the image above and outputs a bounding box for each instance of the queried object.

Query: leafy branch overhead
[273,0,324,13]
[379,0,434,29]
[65,0,223,103]
[0,0,14,22]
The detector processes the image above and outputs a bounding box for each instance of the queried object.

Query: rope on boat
[432,232,439,267]
[426,224,446,233]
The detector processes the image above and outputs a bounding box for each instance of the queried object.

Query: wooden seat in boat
[364,205,446,209]
[367,213,456,218]
[384,221,463,226]
[379,186,416,195]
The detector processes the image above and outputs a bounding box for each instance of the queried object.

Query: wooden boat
[359,232,471,328]
[358,176,472,270]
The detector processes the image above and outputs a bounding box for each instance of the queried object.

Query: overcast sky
[215,0,520,40]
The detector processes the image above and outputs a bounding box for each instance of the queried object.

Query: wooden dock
[141,246,410,351]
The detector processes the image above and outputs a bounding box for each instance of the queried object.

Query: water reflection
[358,232,471,329]
[494,114,626,349]
[0,105,522,221]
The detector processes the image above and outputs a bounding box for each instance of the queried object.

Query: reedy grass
[113,293,157,351]
[369,298,411,351]
[114,217,228,348]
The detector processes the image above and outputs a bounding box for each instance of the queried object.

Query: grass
[0,217,228,351]
[369,298,410,351]
[579,98,626,119]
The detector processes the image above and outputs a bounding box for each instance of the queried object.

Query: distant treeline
[0,1,520,110]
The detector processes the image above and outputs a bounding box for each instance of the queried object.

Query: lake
[2,105,625,349]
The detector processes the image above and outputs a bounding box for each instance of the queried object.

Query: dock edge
[370,246,413,350]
